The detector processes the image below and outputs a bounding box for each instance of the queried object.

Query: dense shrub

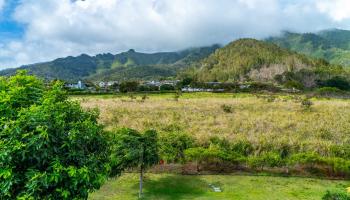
[284,80,304,90]
[221,104,233,113]
[316,87,345,96]
[231,140,254,157]
[160,84,175,91]
[301,98,313,110]
[184,147,228,163]
[0,72,110,199]
[247,152,284,169]
[181,135,350,176]
[185,138,252,164]
[137,85,159,92]
[330,145,350,159]
[159,132,194,163]
[322,191,350,200]
[287,153,324,166]
[318,76,350,91]
[119,81,139,93]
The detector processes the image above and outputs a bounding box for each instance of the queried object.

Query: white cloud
[317,0,350,21]
[0,0,349,69]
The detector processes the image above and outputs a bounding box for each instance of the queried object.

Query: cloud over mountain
[0,0,350,69]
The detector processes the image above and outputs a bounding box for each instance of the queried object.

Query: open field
[76,93,350,199]
[89,173,350,200]
[77,92,350,156]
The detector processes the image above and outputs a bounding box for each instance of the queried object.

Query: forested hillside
[266,29,350,66]
[0,45,220,81]
[185,39,345,89]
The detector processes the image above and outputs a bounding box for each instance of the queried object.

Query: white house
[65,81,85,89]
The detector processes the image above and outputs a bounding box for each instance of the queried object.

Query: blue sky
[0,0,350,69]
[0,0,23,40]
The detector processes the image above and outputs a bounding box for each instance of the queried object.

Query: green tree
[119,81,139,93]
[109,128,159,198]
[160,84,175,91]
[0,71,110,199]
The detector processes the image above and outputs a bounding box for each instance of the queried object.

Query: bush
[184,147,228,163]
[301,98,313,110]
[160,84,175,91]
[284,80,304,90]
[231,140,254,157]
[119,81,139,93]
[138,85,159,92]
[319,76,350,91]
[316,87,345,96]
[159,132,194,163]
[322,191,350,200]
[247,152,284,169]
[184,147,206,162]
[0,72,110,199]
[221,104,233,113]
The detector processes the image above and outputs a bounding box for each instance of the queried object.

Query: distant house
[97,81,119,88]
[98,82,106,88]
[65,81,86,89]
[145,81,161,87]
[107,81,119,87]
[161,80,179,86]
[182,87,213,92]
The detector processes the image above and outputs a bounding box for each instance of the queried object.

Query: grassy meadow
[89,173,350,200]
[77,92,350,156]
[77,92,350,199]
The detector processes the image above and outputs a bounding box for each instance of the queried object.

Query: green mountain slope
[193,39,327,84]
[0,45,220,81]
[266,29,350,66]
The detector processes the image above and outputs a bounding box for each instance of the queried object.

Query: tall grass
[78,93,350,158]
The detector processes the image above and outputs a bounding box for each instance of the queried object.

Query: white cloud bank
[317,0,350,21]
[0,0,350,69]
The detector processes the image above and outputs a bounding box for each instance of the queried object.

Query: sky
[0,0,350,69]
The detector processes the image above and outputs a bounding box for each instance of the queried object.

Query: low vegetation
[2,72,350,199]
[79,92,350,178]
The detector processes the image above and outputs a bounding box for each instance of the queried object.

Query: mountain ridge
[0,45,220,81]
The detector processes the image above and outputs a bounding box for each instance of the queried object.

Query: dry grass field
[77,93,350,156]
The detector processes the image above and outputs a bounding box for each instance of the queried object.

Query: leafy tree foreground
[0,71,111,199]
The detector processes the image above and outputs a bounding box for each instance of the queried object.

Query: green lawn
[89,173,349,200]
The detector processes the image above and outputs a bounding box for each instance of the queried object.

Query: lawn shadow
[133,175,208,200]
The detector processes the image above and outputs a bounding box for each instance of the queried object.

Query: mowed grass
[78,92,350,154]
[89,173,349,200]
